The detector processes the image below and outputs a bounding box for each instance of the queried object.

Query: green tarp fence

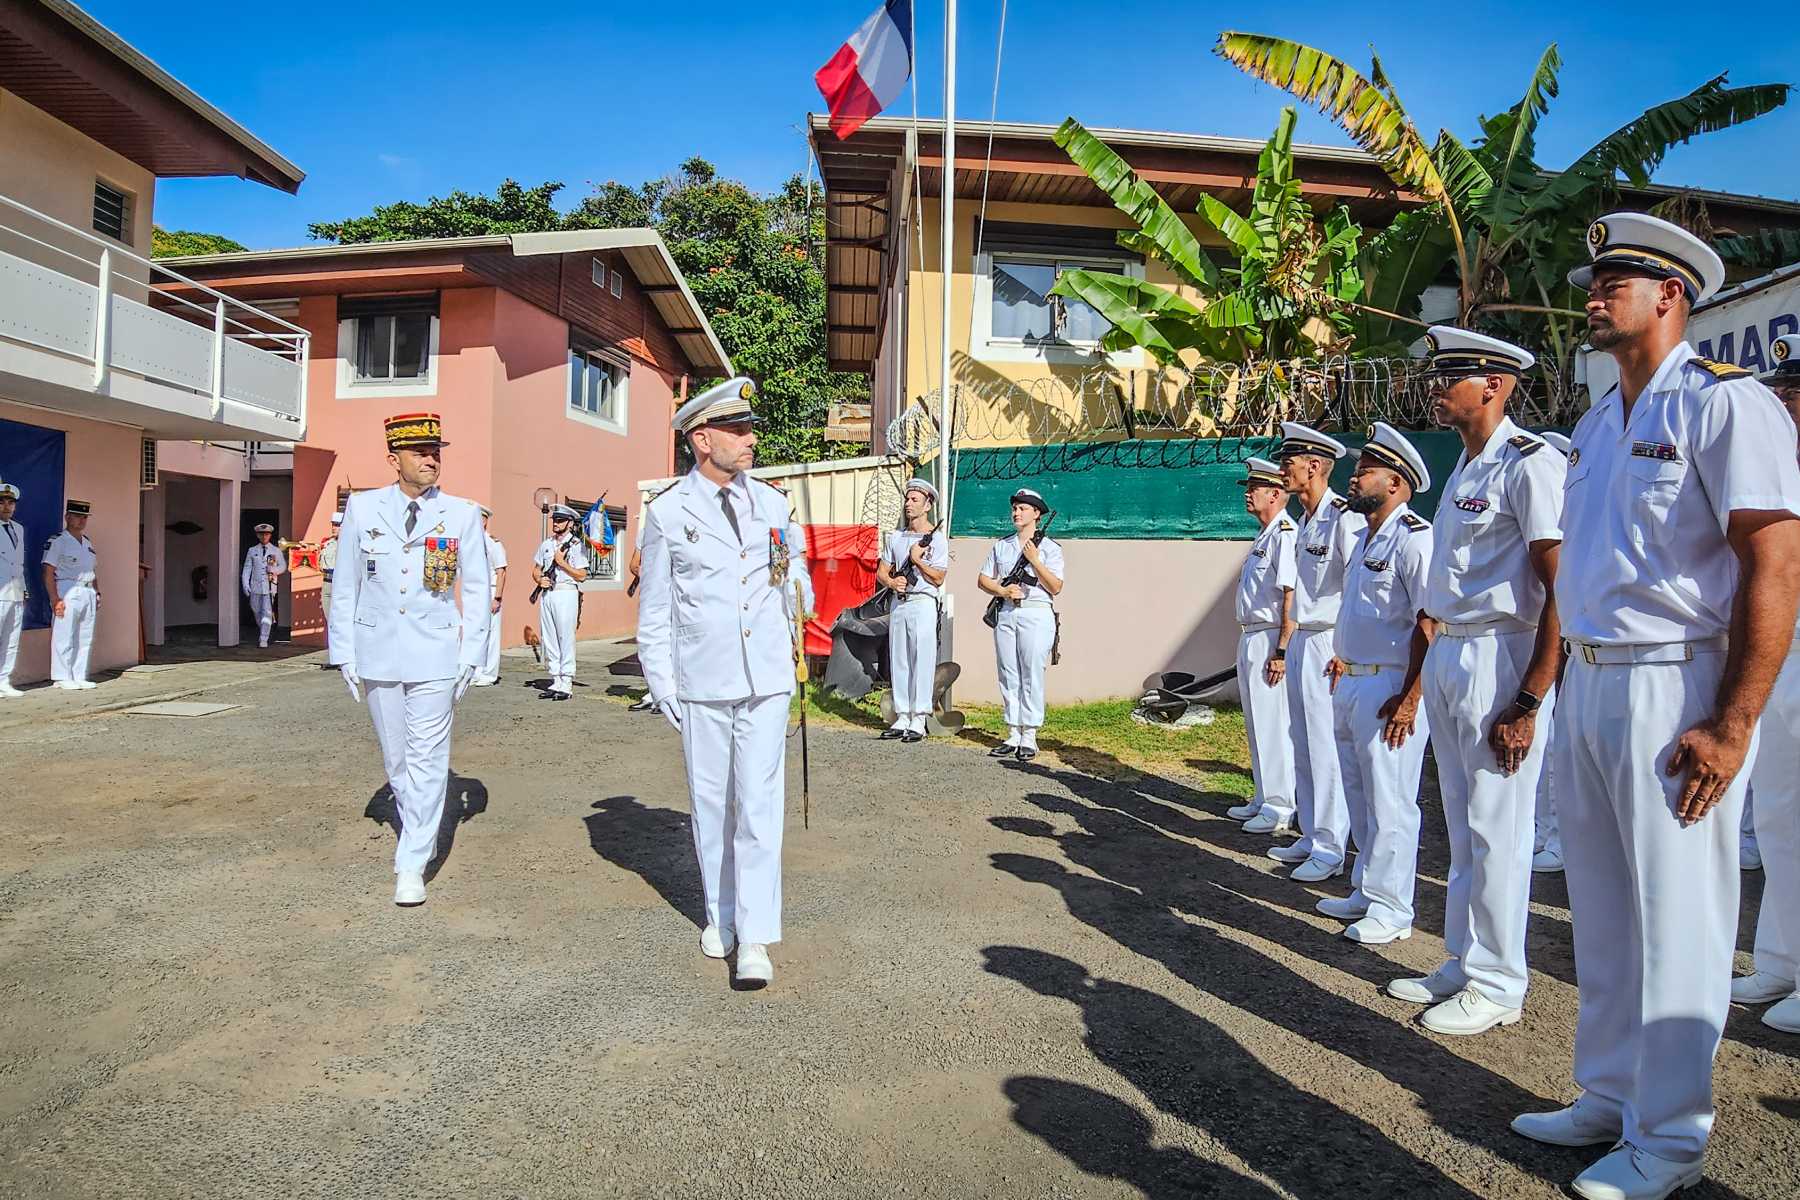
[948,432,1564,541]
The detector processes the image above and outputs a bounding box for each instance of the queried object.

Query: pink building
[164,232,729,652]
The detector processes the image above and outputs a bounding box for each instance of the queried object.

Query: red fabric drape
[801,523,880,656]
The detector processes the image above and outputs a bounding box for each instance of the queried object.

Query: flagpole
[936,0,955,507]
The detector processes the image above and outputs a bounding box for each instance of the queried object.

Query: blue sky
[86,0,1800,250]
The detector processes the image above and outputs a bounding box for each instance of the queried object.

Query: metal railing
[0,192,308,430]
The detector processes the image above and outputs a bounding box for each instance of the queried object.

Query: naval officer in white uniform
[876,477,948,742]
[473,505,507,686]
[978,488,1064,762]
[1511,214,1800,1200]
[1264,424,1364,888]
[1394,327,1566,1035]
[1225,458,1299,828]
[241,523,285,648]
[1732,332,1800,1034]
[638,377,813,989]
[329,412,491,908]
[532,504,589,698]
[43,499,99,690]
[1325,423,1434,945]
[0,481,26,697]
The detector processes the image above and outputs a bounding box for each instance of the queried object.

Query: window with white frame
[568,345,629,433]
[337,295,439,397]
[989,254,1126,346]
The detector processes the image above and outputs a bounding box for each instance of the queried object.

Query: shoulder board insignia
[1507,433,1545,456]
[1401,513,1429,531]
[1276,518,1295,531]
[1329,497,1349,511]
[1690,357,1752,381]
[647,481,680,503]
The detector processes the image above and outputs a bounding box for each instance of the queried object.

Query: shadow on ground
[583,795,705,929]
[362,773,489,881]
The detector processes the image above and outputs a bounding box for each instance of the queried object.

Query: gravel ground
[0,643,1795,1199]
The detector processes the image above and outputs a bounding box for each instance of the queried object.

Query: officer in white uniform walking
[876,477,948,743]
[241,523,285,648]
[1732,332,1800,1034]
[1532,431,1573,874]
[1511,214,1800,1200]
[1264,424,1365,887]
[43,499,99,690]
[638,377,813,989]
[474,505,507,686]
[978,488,1064,762]
[532,504,589,699]
[1392,328,1566,1035]
[1225,458,1299,828]
[1324,423,1434,945]
[319,512,342,642]
[329,412,491,908]
[0,481,26,697]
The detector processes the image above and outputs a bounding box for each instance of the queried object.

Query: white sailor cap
[1278,421,1348,461]
[1239,457,1284,488]
[253,523,274,533]
[1569,212,1725,304]
[672,376,759,434]
[902,477,938,502]
[549,503,579,521]
[1763,334,1800,384]
[1009,487,1049,513]
[330,512,343,525]
[0,481,18,501]
[1421,325,1534,376]
[1359,421,1431,494]
[1541,432,1572,456]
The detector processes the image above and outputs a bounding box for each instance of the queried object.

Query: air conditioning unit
[140,438,157,488]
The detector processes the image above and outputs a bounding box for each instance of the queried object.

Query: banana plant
[1216,31,1790,380]
[1047,106,1364,366]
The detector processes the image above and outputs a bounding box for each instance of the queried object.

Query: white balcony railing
[0,193,307,436]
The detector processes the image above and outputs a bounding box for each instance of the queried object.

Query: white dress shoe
[1241,811,1291,834]
[54,680,80,690]
[1510,1096,1623,1147]
[0,682,22,698]
[1290,856,1344,883]
[1531,847,1565,873]
[76,680,97,689]
[1571,1142,1702,1200]
[1344,917,1411,945]
[1265,842,1310,864]
[1226,801,1261,820]
[1421,987,1522,1035]
[735,943,773,987]
[1316,894,1370,921]
[1387,963,1464,1005]
[393,870,426,907]
[1729,970,1795,1005]
[1764,993,1800,1033]
[700,924,737,959]
[1740,842,1763,871]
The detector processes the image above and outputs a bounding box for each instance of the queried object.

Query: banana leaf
[1048,270,1212,360]
[1053,118,1219,290]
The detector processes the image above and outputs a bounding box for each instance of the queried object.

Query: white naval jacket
[241,542,285,596]
[0,519,26,604]
[44,530,97,589]
[637,469,814,704]
[327,483,491,683]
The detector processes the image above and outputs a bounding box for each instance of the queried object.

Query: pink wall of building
[0,400,143,682]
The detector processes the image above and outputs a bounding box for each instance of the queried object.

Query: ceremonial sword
[792,578,812,828]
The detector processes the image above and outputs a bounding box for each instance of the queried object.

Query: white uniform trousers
[1423,629,1548,1008]
[1749,650,1800,982]
[539,589,579,693]
[1237,626,1295,822]
[680,693,788,944]
[1534,709,1561,856]
[364,677,456,875]
[994,604,1055,748]
[1286,628,1349,864]
[1557,649,1749,1163]
[1333,666,1429,928]
[51,583,96,683]
[249,593,274,646]
[888,596,938,733]
[0,599,21,683]
[481,602,503,680]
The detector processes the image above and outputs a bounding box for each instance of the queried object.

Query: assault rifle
[983,511,1056,629]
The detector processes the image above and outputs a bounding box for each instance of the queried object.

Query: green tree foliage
[307,165,863,464]
[151,227,246,258]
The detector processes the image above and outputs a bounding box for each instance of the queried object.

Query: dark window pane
[392,314,430,379]
[354,316,392,380]
[569,351,586,409]
[992,260,1054,339]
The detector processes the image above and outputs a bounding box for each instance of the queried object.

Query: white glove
[658,698,683,732]
[454,665,475,702]
[340,664,363,703]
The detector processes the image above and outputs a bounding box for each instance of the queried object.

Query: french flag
[815,0,913,140]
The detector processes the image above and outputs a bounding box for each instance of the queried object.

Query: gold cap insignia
[1776,339,1792,363]
[738,381,756,401]
[1588,220,1607,252]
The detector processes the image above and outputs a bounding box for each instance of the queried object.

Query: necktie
[405,501,419,537]
[717,487,741,544]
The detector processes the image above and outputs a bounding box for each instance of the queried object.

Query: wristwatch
[1513,689,1542,713]
[1271,648,1287,661]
